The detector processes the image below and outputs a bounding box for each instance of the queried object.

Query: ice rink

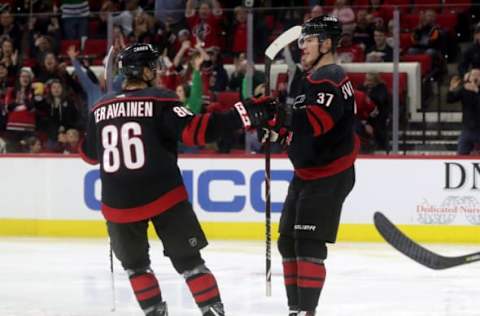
[1,238,479,316]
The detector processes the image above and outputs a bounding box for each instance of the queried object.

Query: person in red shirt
[336,31,365,63]
[230,6,247,54]
[185,0,224,49]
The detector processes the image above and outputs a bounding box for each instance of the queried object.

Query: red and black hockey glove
[258,102,293,147]
[233,96,277,129]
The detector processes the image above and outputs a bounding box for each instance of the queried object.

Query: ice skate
[202,302,225,316]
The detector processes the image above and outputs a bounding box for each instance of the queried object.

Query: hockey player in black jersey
[79,43,276,316]
[272,16,359,316]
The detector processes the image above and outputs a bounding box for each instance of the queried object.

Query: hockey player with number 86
[79,43,277,316]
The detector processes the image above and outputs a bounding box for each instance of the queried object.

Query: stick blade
[265,25,301,60]
[374,212,446,269]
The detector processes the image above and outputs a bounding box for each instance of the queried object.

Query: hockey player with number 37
[79,43,276,316]
[269,16,359,316]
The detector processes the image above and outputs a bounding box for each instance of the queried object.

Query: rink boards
[0,155,479,243]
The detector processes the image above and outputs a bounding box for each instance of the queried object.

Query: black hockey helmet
[117,43,160,80]
[298,15,343,49]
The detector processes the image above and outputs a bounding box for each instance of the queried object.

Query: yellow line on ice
[0,219,478,243]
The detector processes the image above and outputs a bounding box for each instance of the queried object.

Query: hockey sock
[127,268,163,313]
[283,257,299,309]
[183,264,221,308]
[297,258,326,311]
[278,234,298,310]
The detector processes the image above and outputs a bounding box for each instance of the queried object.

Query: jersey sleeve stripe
[195,113,211,146]
[306,108,324,136]
[101,185,189,223]
[308,105,335,134]
[182,116,202,146]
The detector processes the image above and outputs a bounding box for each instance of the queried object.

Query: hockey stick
[109,245,116,312]
[264,25,301,296]
[374,212,480,270]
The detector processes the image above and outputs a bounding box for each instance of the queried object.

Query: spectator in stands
[56,0,90,41]
[183,48,208,114]
[0,8,22,51]
[58,128,81,154]
[458,23,480,77]
[157,55,181,91]
[228,52,265,99]
[0,38,19,78]
[20,135,43,153]
[367,0,392,28]
[67,45,123,109]
[336,31,365,63]
[185,0,224,49]
[447,69,480,155]
[175,83,190,104]
[0,61,12,99]
[310,5,323,19]
[4,68,39,152]
[230,6,247,55]
[20,1,57,37]
[173,35,192,72]
[33,52,78,93]
[98,1,121,39]
[37,79,79,150]
[407,9,445,77]
[365,27,393,62]
[331,0,355,33]
[31,34,55,62]
[353,9,375,51]
[129,11,157,44]
[154,0,187,33]
[112,0,144,36]
[359,72,391,151]
[205,46,228,92]
[354,89,378,153]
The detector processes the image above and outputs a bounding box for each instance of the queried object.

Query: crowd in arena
[0,0,478,155]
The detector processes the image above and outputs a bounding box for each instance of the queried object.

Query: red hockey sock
[186,271,221,307]
[283,258,299,309]
[129,271,163,311]
[297,259,326,311]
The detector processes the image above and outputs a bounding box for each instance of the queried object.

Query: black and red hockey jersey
[288,63,359,180]
[80,86,243,223]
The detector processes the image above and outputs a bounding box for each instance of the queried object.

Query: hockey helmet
[117,43,160,80]
[298,15,343,49]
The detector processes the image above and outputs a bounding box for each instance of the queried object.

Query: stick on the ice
[109,244,116,312]
[263,25,301,297]
[374,212,480,269]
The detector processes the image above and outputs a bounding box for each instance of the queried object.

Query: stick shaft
[264,57,272,297]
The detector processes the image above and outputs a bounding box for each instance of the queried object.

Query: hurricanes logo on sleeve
[293,94,306,109]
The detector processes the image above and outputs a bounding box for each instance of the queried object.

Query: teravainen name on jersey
[80,86,243,223]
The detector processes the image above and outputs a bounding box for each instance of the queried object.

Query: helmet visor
[297,33,326,49]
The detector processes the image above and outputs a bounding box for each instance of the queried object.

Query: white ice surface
[0,238,479,316]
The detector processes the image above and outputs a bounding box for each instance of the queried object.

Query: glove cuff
[233,101,252,129]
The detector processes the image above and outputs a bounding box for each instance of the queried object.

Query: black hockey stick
[374,212,480,269]
[264,25,301,296]
[109,244,116,312]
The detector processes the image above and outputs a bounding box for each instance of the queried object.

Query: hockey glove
[233,96,277,129]
[258,102,293,147]
[258,126,292,147]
